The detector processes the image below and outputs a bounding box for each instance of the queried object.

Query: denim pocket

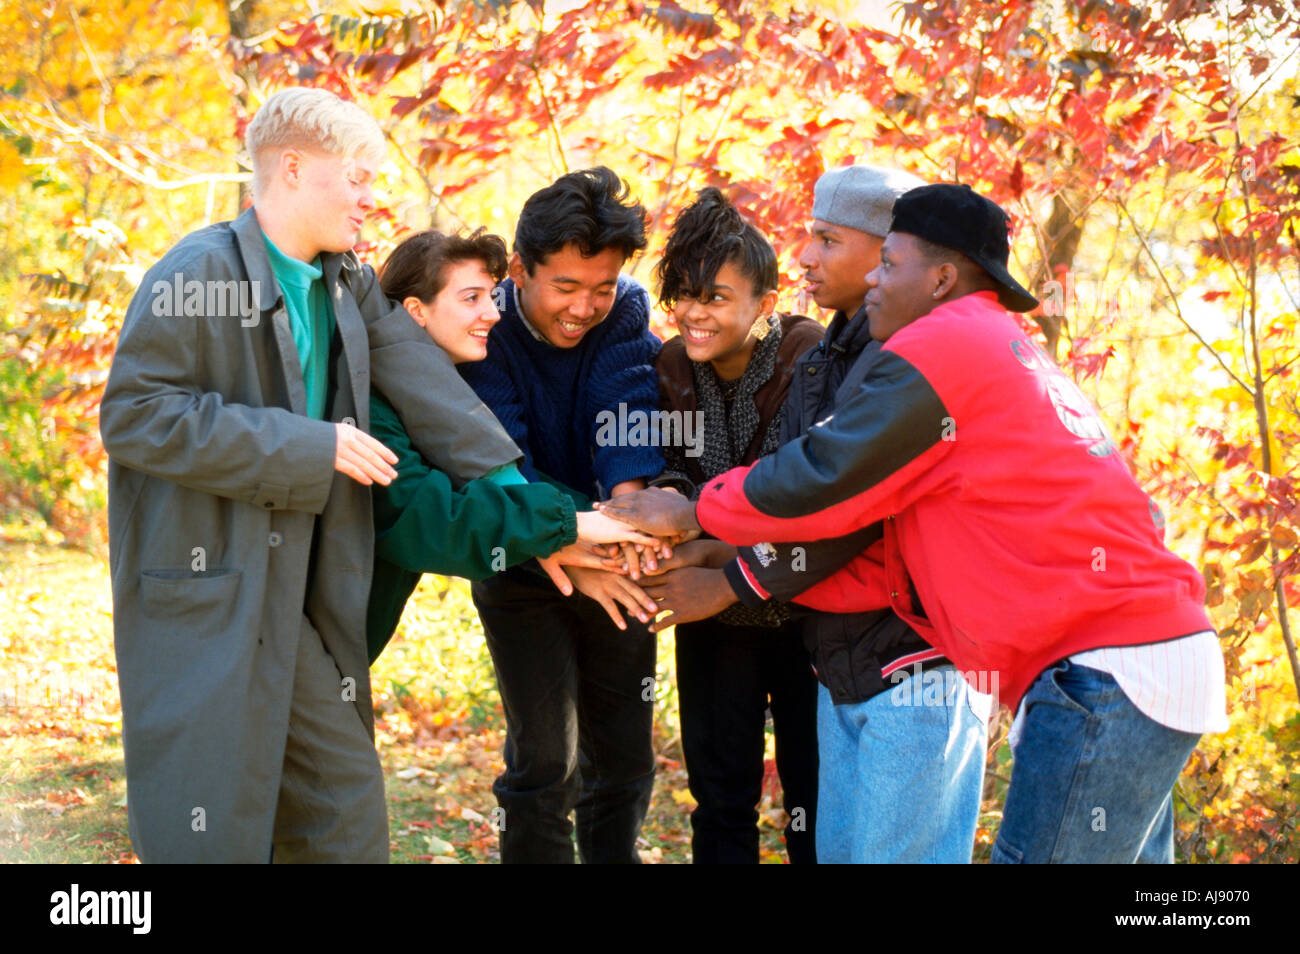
[990,836,1024,864]
[1045,660,1110,718]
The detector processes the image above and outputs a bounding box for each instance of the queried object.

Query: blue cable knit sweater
[459,275,664,500]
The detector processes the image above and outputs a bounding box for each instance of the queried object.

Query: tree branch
[1112,195,1254,395]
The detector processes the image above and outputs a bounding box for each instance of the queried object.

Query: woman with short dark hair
[364,228,659,663]
[645,188,824,863]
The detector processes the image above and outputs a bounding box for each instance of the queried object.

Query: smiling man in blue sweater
[458,167,665,863]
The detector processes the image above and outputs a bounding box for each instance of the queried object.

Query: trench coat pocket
[139,569,242,635]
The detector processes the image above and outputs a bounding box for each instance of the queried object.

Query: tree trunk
[226,0,259,211]
[1031,185,1088,359]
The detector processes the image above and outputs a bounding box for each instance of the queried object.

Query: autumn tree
[2,0,1296,860]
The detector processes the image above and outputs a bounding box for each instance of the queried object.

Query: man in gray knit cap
[799,164,925,316]
[723,164,994,862]
[630,164,992,861]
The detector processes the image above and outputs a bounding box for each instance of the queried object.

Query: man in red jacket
[603,184,1228,863]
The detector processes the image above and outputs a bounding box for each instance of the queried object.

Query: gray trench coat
[98,208,520,861]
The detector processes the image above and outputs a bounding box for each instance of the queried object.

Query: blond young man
[99,88,521,863]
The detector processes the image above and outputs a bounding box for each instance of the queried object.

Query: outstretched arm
[694,348,954,544]
[371,393,573,578]
[604,349,955,546]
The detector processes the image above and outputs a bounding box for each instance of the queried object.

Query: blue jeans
[816,665,990,863]
[992,660,1200,864]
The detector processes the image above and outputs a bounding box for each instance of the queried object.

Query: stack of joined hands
[535,488,735,633]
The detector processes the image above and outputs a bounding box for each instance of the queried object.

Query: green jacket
[366,391,588,662]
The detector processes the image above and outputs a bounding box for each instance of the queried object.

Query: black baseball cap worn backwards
[889,183,1039,313]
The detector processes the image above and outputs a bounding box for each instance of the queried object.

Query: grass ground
[0,540,822,864]
[5,536,1297,865]
[26,537,1295,865]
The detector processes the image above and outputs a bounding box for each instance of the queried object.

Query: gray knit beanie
[812,165,926,237]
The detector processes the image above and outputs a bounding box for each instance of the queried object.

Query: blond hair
[245,87,386,195]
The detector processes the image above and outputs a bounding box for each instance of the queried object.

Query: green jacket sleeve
[366,392,579,663]
[370,391,579,576]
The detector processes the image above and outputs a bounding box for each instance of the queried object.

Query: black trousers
[675,616,819,864]
[471,568,656,863]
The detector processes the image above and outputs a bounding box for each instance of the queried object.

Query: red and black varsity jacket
[697,291,1213,711]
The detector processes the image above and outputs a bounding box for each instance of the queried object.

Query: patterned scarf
[690,315,791,628]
